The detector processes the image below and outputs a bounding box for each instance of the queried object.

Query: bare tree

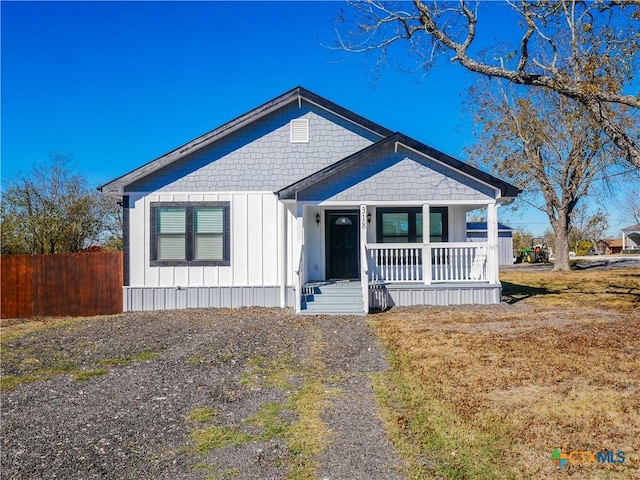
[467,80,623,270]
[335,0,640,168]
[0,153,121,255]
[621,189,640,226]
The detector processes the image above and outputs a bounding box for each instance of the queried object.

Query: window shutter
[290,119,309,143]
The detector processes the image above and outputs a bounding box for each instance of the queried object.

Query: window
[376,207,448,243]
[150,202,230,266]
[429,208,447,243]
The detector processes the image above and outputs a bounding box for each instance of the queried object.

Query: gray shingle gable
[123,101,381,193]
[295,144,498,202]
[100,87,392,195]
[277,133,520,200]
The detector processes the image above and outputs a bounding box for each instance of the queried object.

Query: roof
[100,87,520,201]
[622,223,640,234]
[276,132,521,200]
[99,86,392,195]
[466,222,514,232]
[598,238,623,248]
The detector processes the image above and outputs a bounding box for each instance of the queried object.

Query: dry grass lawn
[371,267,640,479]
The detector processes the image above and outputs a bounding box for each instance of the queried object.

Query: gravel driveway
[1,309,404,479]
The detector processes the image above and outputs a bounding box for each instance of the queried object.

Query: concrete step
[300,282,365,315]
[306,287,362,294]
[303,295,363,304]
[300,303,365,315]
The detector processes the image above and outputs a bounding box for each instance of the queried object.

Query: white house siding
[124,191,296,311]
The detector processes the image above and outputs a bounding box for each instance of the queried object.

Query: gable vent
[290,119,309,143]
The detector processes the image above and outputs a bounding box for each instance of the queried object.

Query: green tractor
[515,237,550,264]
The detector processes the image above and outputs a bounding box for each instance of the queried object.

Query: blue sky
[1,1,635,236]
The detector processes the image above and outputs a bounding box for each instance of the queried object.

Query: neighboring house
[466,222,514,266]
[100,87,520,314]
[622,224,640,252]
[597,238,623,255]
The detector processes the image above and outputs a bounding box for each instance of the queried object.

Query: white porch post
[487,202,499,283]
[294,206,304,313]
[622,230,626,251]
[279,200,288,308]
[422,203,431,285]
[360,204,369,314]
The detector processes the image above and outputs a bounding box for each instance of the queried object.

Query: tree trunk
[552,213,571,271]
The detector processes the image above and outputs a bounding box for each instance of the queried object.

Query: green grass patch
[187,407,219,424]
[1,317,89,344]
[99,357,134,367]
[1,374,40,391]
[133,349,160,361]
[285,377,332,480]
[1,361,78,391]
[240,355,298,390]
[99,349,160,367]
[189,425,256,452]
[73,369,109,382]
[245,401,288,441]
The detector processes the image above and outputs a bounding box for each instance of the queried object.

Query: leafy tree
[1,153,121,255]
[512,228,534,256]
[336,0,640,168]
[467,79,622,270]
[571,206,609,254]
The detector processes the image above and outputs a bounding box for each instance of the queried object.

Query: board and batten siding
[127,191,295,289]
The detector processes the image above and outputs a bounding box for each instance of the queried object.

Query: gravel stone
[1,309,405,479]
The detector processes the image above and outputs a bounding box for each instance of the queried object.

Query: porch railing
[366,244,423,282]
[366,242,488,284]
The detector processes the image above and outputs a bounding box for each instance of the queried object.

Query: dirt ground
[1,309,404,480]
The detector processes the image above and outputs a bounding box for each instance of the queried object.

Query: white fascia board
[296,199,495,207]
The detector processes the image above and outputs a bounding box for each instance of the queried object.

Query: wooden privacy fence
[1,252,123,319]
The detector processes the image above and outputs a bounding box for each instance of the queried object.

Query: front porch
[274,133,517,315]
[292,203,502,315]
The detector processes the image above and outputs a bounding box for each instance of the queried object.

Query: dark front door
[326,211,360,279]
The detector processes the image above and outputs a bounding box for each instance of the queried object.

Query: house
[597,238,623,255]
[466,222,514,265]
[100,87,520,314]
[622,224,640,253]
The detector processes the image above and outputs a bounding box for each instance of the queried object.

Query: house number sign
[360,205,367,230]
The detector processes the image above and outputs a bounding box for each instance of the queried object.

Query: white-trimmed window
[151,202,230,266]
[290,118,309,143]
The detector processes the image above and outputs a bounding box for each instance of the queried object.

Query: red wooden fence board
[1,252,123,319]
